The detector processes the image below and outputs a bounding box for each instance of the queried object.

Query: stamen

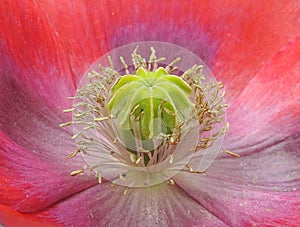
[66,45,228,187]
[123,188,129,196]
[169,154,174,164]
[63,108,75,113]
[168,179,175,185]
[94,116,111,122]
[66,149,80,159]
[68,96,82,100]
[70,168,84,176]
[149,47,156,71]
[108,56,114,69]
[185,164,206,174]
[165,57,181,73]
[59,121,73,127]
[224,150,240,158]
[120,56,129,75]
[226,122,230,132]
[96,173,102,184]
[71,132,82,140]
[133,156,140,164]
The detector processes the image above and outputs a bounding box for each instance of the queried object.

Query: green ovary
[108,67,193,152]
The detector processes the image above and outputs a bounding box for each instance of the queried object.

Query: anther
[166,57,181,73]
[120,56,129,75]
[186,164,194,172]
[94,116,111,122]
[225,122,230,132]
[168,179,175,185]
[123,188,129,196]
[66,149,80,159]
[224,150,240,158]
[68,96,82,100]
[96,173,102,184]
[63,108,75,113]
[169,155,174,164]
[70,168,84,176]
[71,132,82,140]
[108,56,114,69]
[135,157,142,164]
[129,153,137,163]
[185,164,206,174]
[83,125,96,130]
[59,121,73,127]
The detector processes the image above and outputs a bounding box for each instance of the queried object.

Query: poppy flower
[1,1,300,226]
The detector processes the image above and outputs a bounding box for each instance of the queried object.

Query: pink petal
[174,38,300,225]
[0,71,99,212]
[0,131,97,212]
[0,48,97,212]
[224,37,300,153]
[32,183,226,226]
[175,135,300,226]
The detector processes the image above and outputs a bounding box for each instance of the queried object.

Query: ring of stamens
[61,45,228,187]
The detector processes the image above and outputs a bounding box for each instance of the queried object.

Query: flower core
[63,42,227,187]
[108,66,195,165]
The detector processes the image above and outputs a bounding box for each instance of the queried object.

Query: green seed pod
[108,67,193,152]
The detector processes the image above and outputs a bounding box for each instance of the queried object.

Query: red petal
[213,1,300,102]
[0,205,59,227]
[0,131,97,212]
[1,1,299,106]
[35,0,300,102]
[32,183,225,226]
[0,1,76,113]
[224,37,300,152]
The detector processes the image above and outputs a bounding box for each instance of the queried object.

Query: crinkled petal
[35,0,300,101]
[31,183,226,227]
[0,131,97,212]
[224,37,300,153]
[175,134,300,226]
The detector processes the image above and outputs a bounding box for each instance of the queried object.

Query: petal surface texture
[34,183,226,227]
[175,37,300,226]
[35,0,300,101]
[225,37,300,152]
[0,205,58,227]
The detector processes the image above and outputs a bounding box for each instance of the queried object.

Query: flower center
[108,66,194,165]
[61,42,228,188]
